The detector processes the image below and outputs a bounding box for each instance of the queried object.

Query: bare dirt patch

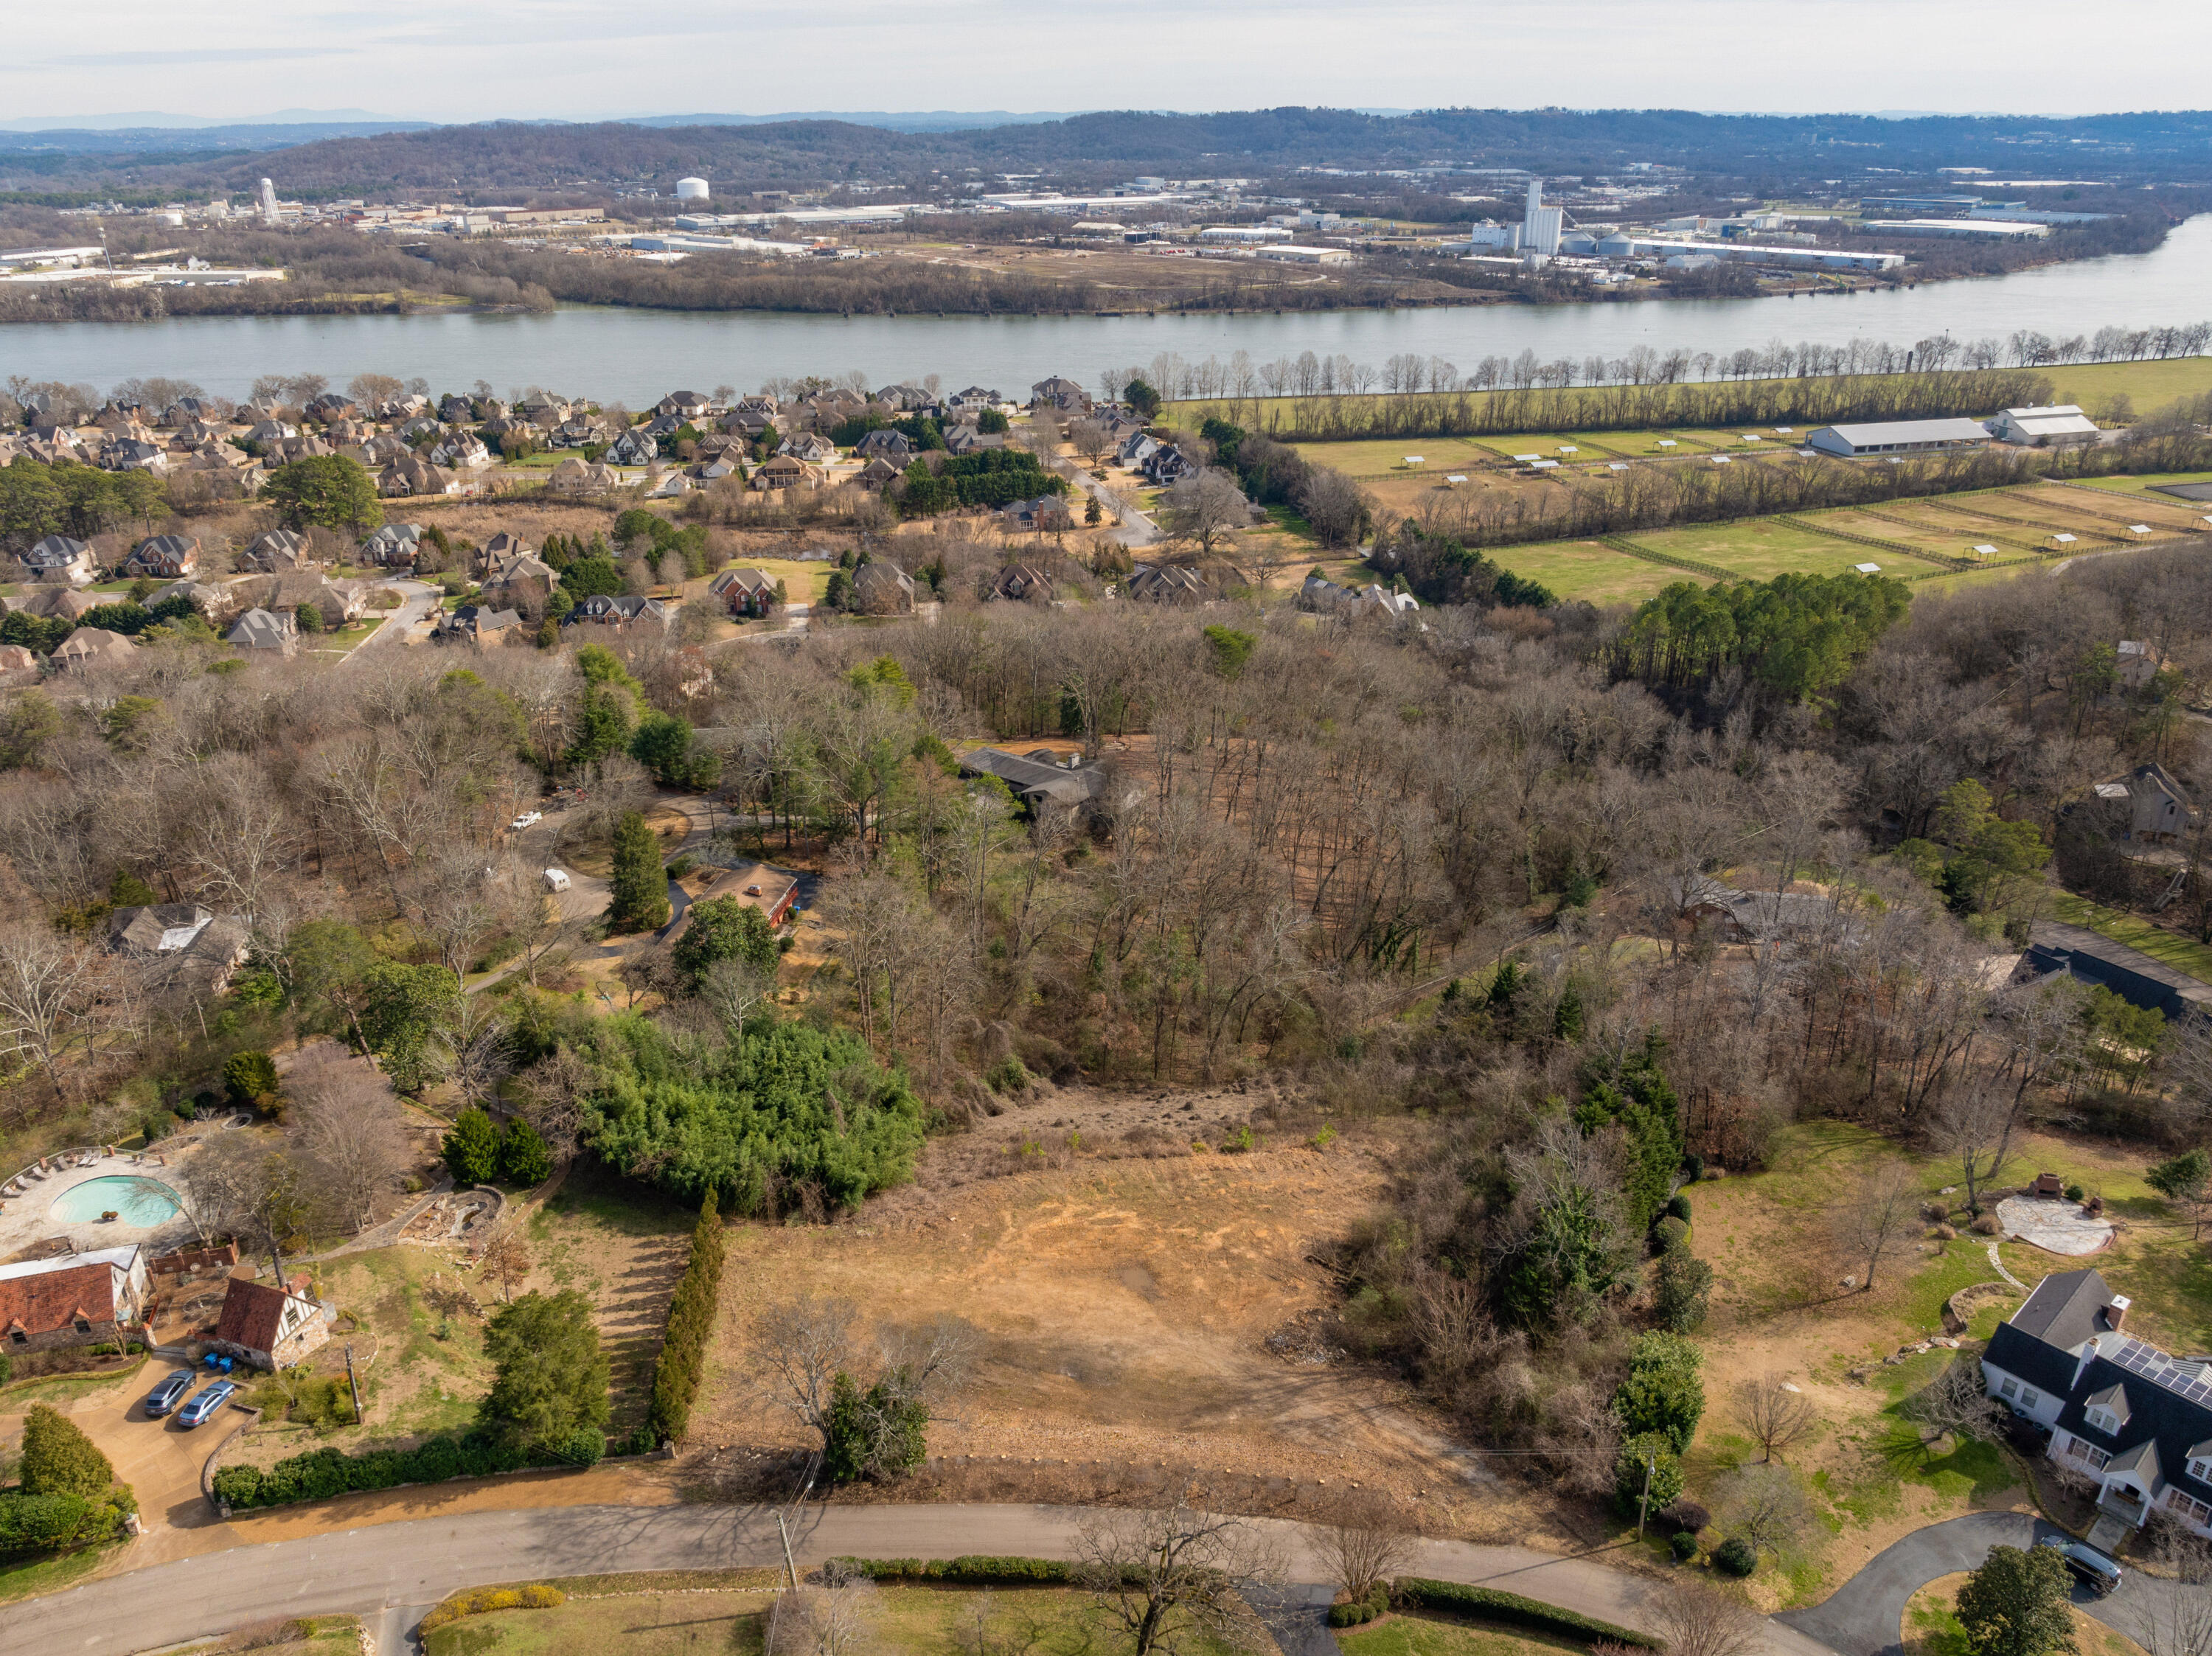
[686,1102,1574,1549]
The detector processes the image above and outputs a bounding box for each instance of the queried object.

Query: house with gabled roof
[709,567,780,618]
[0,1246,147,1356]
[243,529,313,573]
[23,534,96,585]
[210,1273,328,1371]
[52,627,136,672]
[122,534,200,580]
[226,607,298,656]
[1983,1267,2212,1540]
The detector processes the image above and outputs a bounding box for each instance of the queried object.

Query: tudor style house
[209,1273,329,1370]
[1983,1267,2212,1538]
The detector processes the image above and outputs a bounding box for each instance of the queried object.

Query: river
[4,215,2211,402]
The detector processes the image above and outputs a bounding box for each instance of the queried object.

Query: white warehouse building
[1601,234,1904,273]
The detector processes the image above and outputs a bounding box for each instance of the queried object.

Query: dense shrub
[498,1116,552,1186]
[647,1192,726,1444]
[417,1584,566,1633]
[1613,1332,1705,1452]
[1614,1433,1685,1518]
[0,1489,131,1558]
[1659,1499,1710,1534]
[1669,1531,1699,1562]
[223,1049,279,1112]
[1654,1249,1712,1332]
[1391,1580,1659,1648]
[210,1427,567,1510]
[1714,1537,1758,1577]
[1654,1216,1690,1256]
[1665,1193,1692,1223]
[828,1556,1074,1584]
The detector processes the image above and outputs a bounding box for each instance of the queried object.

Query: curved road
[1780,1511,2187,1656]
[7,1501,1837,1656]
[335,577,441,666]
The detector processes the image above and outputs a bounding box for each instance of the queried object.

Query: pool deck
[0,1144,202,1262]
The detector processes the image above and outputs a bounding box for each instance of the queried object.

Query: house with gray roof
[23,535,95,585]
[1983,1267,2212,1541]
[243,529,313,572]
[226,607,298,655]
[959,747,1110,816]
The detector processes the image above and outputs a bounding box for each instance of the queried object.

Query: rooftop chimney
[2106,1294,2131,1332]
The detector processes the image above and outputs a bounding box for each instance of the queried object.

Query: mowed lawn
[1284,436,1504,479]
[1632,519,1947,580]
[2069,470,2212,501]
[1489,540,1686,605]
[2045,356,2212,412]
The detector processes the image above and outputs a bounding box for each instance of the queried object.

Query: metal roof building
[1806,419,1993,458]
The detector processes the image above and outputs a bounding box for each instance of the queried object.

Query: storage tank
[675,176,710,202]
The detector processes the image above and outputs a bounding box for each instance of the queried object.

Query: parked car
[176,1379,237,1428]
[2038,1535,2123,1596]
[509,810,543,829]
[143,1368,196,1418]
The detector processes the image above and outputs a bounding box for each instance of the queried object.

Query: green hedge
[1391,1579,1660,1649]
[647,1194,726,1444]
[1329,1585,1391,1627]
[210,1428,568,1511]
[829,1556,1074,1584]
[0,1489,131,1557]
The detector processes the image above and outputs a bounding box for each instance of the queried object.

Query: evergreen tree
[443,1107,501,1186]
[478,1290,611,1453]
[607,810,670,933]
[1613,1332,1705,1453]
[499,1117,553,1186]
[20,1404,117,1499]
[1955,1545,2077,1656]
[671,895,779,992]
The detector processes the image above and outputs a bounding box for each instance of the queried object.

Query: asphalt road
[2,1502,1835,1656]
[1778,1511,2185,1656]
[338,577,440,667]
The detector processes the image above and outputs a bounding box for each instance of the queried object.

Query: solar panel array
[2109,1337,2212,1408]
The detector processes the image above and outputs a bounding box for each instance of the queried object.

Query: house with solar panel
[1982,1267,2212,1543]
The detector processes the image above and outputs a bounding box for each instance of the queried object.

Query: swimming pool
[49,1174,184,1227]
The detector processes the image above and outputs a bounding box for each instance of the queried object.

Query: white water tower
[675,176,710,203]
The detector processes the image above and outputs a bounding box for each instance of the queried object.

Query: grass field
[422,1583,1246,1656]
[1338,1614,1589,1656]
[2067,470,2212,498]
[1630,519,1952,581]
[1489,540,1686,605]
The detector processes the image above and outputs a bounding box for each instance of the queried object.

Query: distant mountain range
[2,107,2206,198]
[0,108,403,131]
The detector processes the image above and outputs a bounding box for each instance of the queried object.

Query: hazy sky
[6,0,2209,121]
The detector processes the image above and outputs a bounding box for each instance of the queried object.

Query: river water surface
[4,215,2210,401]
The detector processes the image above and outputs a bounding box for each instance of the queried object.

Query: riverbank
[2,214,2207,401]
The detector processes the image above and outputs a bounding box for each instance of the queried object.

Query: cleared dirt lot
[685,1093,1573,1546]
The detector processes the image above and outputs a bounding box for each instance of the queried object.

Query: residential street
[336,577,441,666]
[4,1500,1835,1656]
[1050,455,1161,548]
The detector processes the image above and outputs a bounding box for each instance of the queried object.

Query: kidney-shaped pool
[49,1174,184,1227]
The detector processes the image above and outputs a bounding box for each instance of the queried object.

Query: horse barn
[1806,418,1994,457]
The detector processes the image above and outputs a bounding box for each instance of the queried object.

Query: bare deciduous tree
[514,1046,593,1162]
[768,1572,883,1656]
[2140,1534,2211,1656]
[0,925,105,1095]
[756,1295,979,1477]
[1076,1498,1284,1656]
[698,953,779,1041]
[286,1051,408,1234]
[1732,1374,1818,1463]
[1903,1357,1999,1452]
[1933,1084,2023,1220]
[1311,1493,1417,1601]
[1714,1463,1813,1559]
[1837,1165,1916,1292]
[1649,1580,1763,1656]
[478,1220,532,1304]
[1159,470,1251,560]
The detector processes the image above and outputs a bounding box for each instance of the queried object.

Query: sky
[5,0,2210,122]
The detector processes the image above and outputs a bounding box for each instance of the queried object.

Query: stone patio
[1996,1193,2115,1256]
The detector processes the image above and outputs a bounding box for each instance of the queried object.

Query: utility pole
[776,1508,800,1590]
[1635,1455,1655,1540]
[344,1343,364,1424]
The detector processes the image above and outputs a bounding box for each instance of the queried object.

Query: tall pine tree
[607,810,670,933]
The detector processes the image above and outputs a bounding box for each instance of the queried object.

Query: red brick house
[209,1275,329,1370]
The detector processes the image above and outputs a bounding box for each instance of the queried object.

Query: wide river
[5,215,2211,402]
